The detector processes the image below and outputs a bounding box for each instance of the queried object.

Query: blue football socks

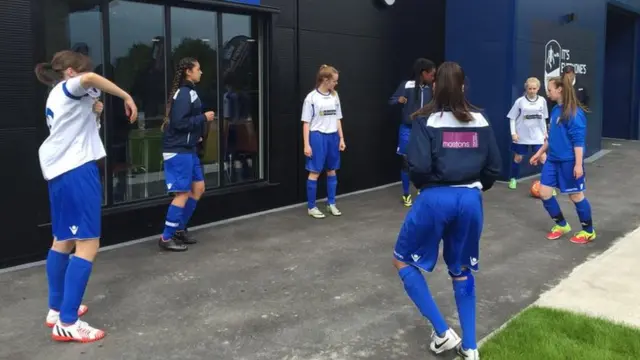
[453,270,477,350]
[162,204,184,240]
[401,171,410,196]
[46,249,70,311]
[542,197,567,226]
[574,198,594,232]
[399,266,448,335]
[327,175,338,205]
[59,256,93,325]
[510,161,520,179]
[307,179,318,209]
[180,197,198,231]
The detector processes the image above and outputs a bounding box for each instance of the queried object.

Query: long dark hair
[162,57,198,131]
[412,58,435,102]
[548,76,589,122]
[34,50,93,86]
[411,61,480,122]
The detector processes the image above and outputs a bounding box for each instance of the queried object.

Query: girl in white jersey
[506,77,549,189]
[302,65,346,218]
[35,50,137,343]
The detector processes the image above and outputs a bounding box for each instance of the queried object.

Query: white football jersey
[39,76,105,181]
[506,95,548,144]
[301,89,343,133]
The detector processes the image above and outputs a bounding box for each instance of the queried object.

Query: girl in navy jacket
[393,62,501,360]
[160,57,214,252]
[388,58,435,206]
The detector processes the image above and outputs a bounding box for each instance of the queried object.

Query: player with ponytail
[36,50,137,342]
[159,57,214,251]
[302,64,346,218]
[530,75,596,244]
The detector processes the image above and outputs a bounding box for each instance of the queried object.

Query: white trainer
[457,345,480,359]
[326,204,342,216]
[429,328,462,354]
[51,319,106,343]
[45,304,89,328]
[308,207,326,219]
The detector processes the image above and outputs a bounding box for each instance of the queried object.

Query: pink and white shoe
[51,319,106,343]
[45,304,89,328]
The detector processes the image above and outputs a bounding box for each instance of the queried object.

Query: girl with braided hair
[159,57,214,252]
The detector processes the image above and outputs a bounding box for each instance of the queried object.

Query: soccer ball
[530,180,541,198]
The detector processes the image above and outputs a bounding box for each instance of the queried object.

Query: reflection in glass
[220,14,261,184]
[109,1,166,202]
[170,7,220,188]
[43,0,106,203]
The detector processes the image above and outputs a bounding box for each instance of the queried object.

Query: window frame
[96,0,272,206]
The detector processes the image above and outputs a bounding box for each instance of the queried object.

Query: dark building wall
[0,0,47,266]
[0,0,445,268]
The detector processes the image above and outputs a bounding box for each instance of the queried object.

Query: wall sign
[530,22,596,96]
[544,39,589,93]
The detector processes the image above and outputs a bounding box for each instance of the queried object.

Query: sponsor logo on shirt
[319,109,337,116]
[442,132,479,148]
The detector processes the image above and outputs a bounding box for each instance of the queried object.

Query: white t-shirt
[506,95,548,145]
[39,76,106,181]
[300,89,343,133]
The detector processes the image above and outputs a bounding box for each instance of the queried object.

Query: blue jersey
[389,81,432,126]
[547,105,586,162]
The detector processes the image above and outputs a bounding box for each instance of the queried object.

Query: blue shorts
[48,161,102,241]
[511,143,542,155]
[540,160,586,193]
[396,125,411,156]
[394,186,483,276]
[306,131,340,173]
[164,152,205,193]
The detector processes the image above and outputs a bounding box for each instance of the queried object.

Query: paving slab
[536,225,640,328]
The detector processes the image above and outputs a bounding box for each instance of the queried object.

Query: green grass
[480,306,640,360]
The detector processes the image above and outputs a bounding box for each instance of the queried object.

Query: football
[530,180,541,198]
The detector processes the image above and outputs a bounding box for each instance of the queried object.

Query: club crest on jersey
[87,87,101,98]
[544,40,561,93]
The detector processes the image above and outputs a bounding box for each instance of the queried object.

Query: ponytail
[552,74,587,122]
[162,57,197,132]
[315,64,338,96]
[34,62,62,86]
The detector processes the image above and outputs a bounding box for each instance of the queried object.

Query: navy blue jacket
[389,81,433,126]
[163,82,206,153]
[407,110,502,191]
[547,105,587,162]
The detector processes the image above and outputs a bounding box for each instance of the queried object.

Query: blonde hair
[316,64,338,95]
[524,77,540,89]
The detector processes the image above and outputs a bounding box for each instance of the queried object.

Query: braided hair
[412,58,435,102]
[162,57,197,131]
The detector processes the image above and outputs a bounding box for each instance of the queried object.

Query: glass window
[170,7,220,188]
[108,1,166,203]
[220,14,262,184]
[42,0,107,204]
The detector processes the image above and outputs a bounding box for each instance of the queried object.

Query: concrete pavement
[536,225,640,328]
[1,139,639,360]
